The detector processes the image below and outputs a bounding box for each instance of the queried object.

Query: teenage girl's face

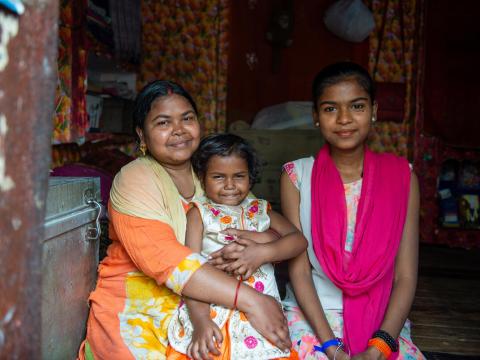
[313,77,377,152]
[136,94,201,167]
[203,154,250,206]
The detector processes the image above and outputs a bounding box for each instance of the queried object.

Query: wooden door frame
[0,1,59,357]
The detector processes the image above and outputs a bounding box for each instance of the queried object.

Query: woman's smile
[168,139,192,148]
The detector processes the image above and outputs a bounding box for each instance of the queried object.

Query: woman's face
[313,77,377,152]
[137,94,201,167]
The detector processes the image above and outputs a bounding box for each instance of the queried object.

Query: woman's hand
[187,316,223,360]
[241,292,292,352]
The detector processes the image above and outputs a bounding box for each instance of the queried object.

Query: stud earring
[372,116,376,123]
[139,143,147,156]
[315,122,320,127]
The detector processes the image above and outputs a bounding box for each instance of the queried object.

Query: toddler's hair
[192,133,261,187]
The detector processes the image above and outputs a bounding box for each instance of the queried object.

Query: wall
[423,0,480,149]
[227,0,369,125]
[414,0,480,248]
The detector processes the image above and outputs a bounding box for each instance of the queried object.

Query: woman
[280,62,424,360]
[78,80,291,360]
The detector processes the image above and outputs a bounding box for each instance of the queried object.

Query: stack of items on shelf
[88,70,136,99]
[438,160,480,229]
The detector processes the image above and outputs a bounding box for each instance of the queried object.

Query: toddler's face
[203,154,250,206]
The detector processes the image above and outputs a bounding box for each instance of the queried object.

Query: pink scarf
[311,145,411,356]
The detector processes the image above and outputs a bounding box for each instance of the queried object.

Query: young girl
[281,62,425,360]
[167,133,306,360]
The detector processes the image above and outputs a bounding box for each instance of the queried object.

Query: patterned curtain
[139,0,229,134]
[367,0,423,158]
[53,0,89,144]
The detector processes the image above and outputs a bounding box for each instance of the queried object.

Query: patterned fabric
[54,0,88,144]
[368,121,408,158]
[285,306,425,360]
[166,253,207,294]
[343,180,362,252]
[368,0,416,84]
[118,253,205,358]
[168,196,292,359]
[368,0,424,157]
[194,196,271,258]
[368,0,418,119]
[140,0,229,134]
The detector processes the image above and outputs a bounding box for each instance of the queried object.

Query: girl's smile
[203,154,251,206]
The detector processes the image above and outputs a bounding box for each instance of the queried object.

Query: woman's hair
[192,133,261,186]
[312,61,375,110]
[133,80,198,132]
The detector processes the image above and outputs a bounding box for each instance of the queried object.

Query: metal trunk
[41,177,101,359]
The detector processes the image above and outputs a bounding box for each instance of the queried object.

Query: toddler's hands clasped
[208,240,245,273]
[225,237,267,279]
[209,229,274,279]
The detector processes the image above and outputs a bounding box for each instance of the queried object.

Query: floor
[410,245,480,358]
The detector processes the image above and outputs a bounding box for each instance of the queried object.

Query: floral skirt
[284,306,425,360]
[166,318,299,359]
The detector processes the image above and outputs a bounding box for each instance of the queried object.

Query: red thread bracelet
[233,278,242,309]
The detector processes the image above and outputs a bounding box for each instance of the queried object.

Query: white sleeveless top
[283,157,355,311]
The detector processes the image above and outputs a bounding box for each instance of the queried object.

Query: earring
[139,143,147,156]
[372,116,376,123]
[315,122,320,127]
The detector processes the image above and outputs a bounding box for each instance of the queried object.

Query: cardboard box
[230,129,324,209]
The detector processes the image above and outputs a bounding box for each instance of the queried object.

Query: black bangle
[372,330,399,352]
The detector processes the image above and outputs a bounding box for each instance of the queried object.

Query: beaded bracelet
[372,330,399,352]
[368,338,392,359]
